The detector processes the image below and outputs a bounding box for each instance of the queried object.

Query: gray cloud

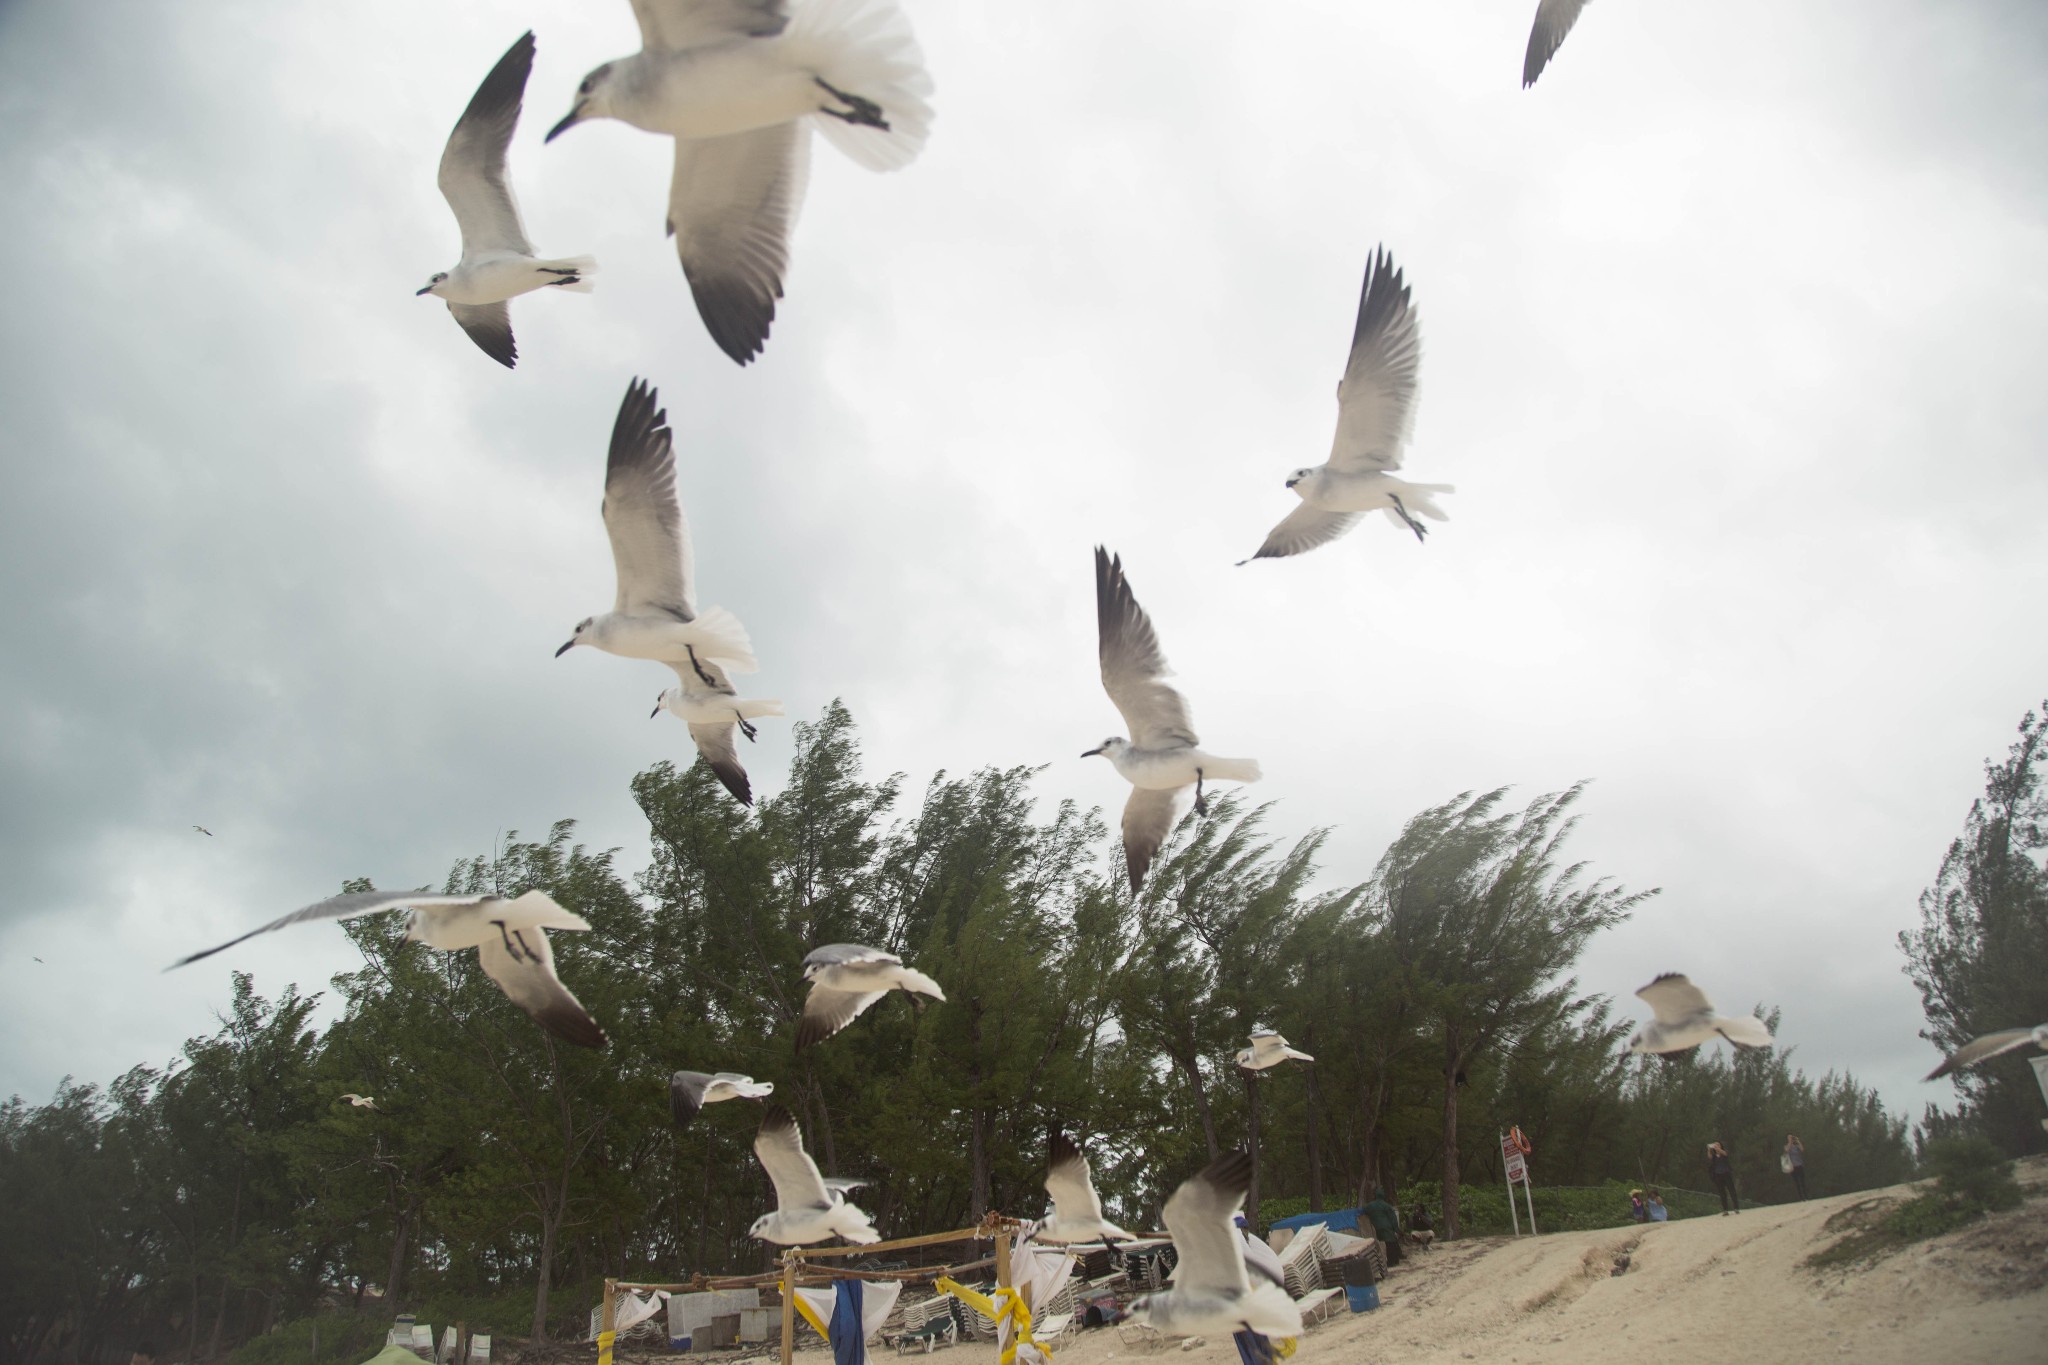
[2,0,2045,1120]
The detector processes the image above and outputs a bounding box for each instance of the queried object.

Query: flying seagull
[1627,974,1773,1054]
[416,31,595,368]
[670,1070,775,1129]
[1523,0,1592,88]
[339,1093,380,1110]
[1031,1131,1134,1245]
[1242,247,1451,562]
[1236,1029,1314,1072]
[193,826,213,837]
[170,889,608,1048]
[1925,1024,2048,1081]
[557,379,757,675]
[749,1104,879,1244]
[653,654,784,806]
[795,943,944,1051]
[544,0,934,364]
[1122,1151,1302,1339]
[1086,548,1262,893]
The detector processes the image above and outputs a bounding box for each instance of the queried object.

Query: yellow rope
[933,1278,1045,1365]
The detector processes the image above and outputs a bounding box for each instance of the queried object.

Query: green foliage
[218,1314,384,1365]
[1806,1135,2026,1268]
[1900,700,2048,1156]
[3,701,1922,1365]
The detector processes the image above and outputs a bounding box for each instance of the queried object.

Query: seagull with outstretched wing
[795,943,943,1051]
[653,652,783,806]
[1122,1151,1301,1338]
[544,0,934,365]
[416,31,594,367]
[1523,0,1592,88]
[748,1105,878,1244]
[1627,973,1772,1055]
[1032,1131,1134,1245]
[669,1070,775,1128]
[170,888,608,1048]
[1243,247,1450,562]
[1925,1024,2048,1080]
[1085,549,1261,893]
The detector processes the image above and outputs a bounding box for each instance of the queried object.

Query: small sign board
[1504,1149,1527,1183]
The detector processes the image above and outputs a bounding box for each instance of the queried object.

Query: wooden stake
[599,1279,617,1365]
[779,1251,797,1365]
[993,1228,1013,1362]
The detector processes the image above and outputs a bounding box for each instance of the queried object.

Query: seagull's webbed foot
[686,644,716,688]
[1390,494,1429,544]
[735,711,759,743]
[814,77,891,130]
[537,266,578,276]
[1193,769,1209,818]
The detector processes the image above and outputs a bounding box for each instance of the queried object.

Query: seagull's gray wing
[804,944,902,970]
[1327,247,1421,475]
[1046,1132,1107,1225]
[668,122,811,366]
[1636,973,1713,1029]
[476,926,609,1048]
[689,721,754,806]
[670,1070,714,1128]
[1120,787,1191,895]
[630,0,790,51]
[169,889,473,968]
[1524,0,1591,88]
[1926,1028,2044,1080]
[447,301,516,369]
[1160,1151,1254,1298]
[1095,548,1198,749]
[796,984,887,1051]
[1242,504,1363,562]
[439,32,535,258]
[755,1105,833,1210]
[603,378,695,620]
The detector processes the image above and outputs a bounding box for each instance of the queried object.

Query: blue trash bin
[1344,1284,1380,1313]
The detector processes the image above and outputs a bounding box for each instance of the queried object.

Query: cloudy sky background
[2,0,2045,1123]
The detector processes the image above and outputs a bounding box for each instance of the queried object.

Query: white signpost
[1501,1130,1538,1236]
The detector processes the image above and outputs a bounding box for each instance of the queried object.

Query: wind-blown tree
[1370,785,1654,1237]
[1900,700,2048,1155]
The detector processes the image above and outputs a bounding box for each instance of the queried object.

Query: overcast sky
[2,0,2045,1125]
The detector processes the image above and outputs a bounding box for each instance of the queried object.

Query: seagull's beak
[1081,746,1104,758]
[545,107,583,143]
[650,698,664,719]
[555,639,576,657]
[415,284,434,296]
[1284,476,1300,489]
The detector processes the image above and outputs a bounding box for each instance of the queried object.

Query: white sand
[1038,1160,2048,1365]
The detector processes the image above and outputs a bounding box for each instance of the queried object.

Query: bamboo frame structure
[595,1218,1020,1365]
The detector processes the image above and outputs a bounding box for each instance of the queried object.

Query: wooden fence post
[779,1251,797,1365]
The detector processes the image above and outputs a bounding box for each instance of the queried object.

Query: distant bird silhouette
[193,826,214,837]
[339,1094,380,1110]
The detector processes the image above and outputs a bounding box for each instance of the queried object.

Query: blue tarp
[1267,1207,1362,1233]
[828,1281,864,1365]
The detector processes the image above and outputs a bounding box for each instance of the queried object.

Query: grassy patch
[220,1313,387,1365]
[1804,1138,2024,1270]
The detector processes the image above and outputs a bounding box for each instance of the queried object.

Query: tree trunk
[1304,1064,1324,1213]
[1441,1034,1464,1240]
[384,1201,412,1309]
[531,1204,559,1341]
[1243,1071,1262,1225]
[1173,1051,1220,1159]
[969,1007,991,1219]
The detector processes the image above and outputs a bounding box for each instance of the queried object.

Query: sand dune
[1047,1160,2047,1365]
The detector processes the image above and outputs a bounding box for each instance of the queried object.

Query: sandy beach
[1027,1162,2048,1365]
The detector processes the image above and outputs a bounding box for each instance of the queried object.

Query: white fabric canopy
[793,1281,903,1365]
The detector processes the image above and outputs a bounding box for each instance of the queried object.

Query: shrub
[220,1314,386,1365]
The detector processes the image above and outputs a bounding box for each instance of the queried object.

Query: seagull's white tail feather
[831,1203,881,1243]
[1716,1013,1774,1049]
[498,890,593,933]
[736,698,787,720]
[1394,483,1454,522]
[1202,756,1263,784]
[685,605,758,674]
[788,0,934,172]
[896,968,945,1000]
[540,255,599,293]
[1240,1282,1304,1338]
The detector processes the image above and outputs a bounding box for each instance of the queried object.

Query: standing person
[1784,1135,1808,1200]
[1706,1142,1740,1214]
[1646,1188,1669,1222]
[1361,1188,1403,1267]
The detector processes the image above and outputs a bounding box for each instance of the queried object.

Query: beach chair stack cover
[1278,1224,1329,1298]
